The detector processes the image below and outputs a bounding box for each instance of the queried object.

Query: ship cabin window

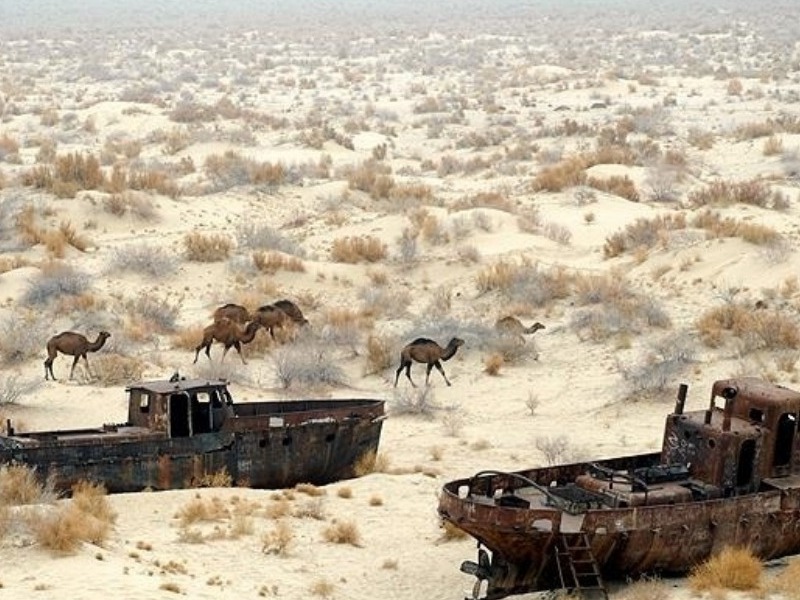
[736,439,756,488]
[139,392,150,413]
[749,408,764,423]
[774,412,797,468]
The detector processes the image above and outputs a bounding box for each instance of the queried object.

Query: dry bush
[126,167,181,198]
[535,435,571,465]
[353,450,390,477]
[475,260,521,294]
[587,174,640,202]
[272,342,348,390]
[687,179,772,208]
[696,304,800,350]
[388,182,434,205]
[615,576,670,600]
[763,135,784,156]
[322,519,362,546]
[688,546,762,592]
[91,354,146,386]
[22,152,104,198]
[261,520,294,556]
[337,487,353,499]
[346,158,395,199]
[195,469,233,488]
[252,251,305,274]
[310,579,335,598]
[172,325,205,351]
[183,231,234,262]
[32,481,116,553]
[293,498,326,520]
[484,353,504,375]
[532,155,587,192]
[23,261,92,306]
[691,210,782,246]
[688,127,715,149]
[603,213,687,258]
[175,495,230,527]
[0,464,56,505]
[365,334,395,376]
[330,235,388,263]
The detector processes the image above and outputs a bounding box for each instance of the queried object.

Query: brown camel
[254,304,294,340]
[394,337,465,388]
[193,318,263,365]
[44,330,111,381]
[212,303,251,324]
[495,316,545,343]
[271,299,309,326]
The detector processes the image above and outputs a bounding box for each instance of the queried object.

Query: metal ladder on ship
[554,533,609,599]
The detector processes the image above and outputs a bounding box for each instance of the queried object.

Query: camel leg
[44,359,55,381]
[69,355,81,380]
[83,354,93,379]
[433,361,452,386]
[233,342,247,365]
[394,363,404,387]
[405,364,417,388]
[193,342,207,364]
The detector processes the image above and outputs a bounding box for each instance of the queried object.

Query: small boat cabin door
[773,412,797,475]
[169,393,191,437]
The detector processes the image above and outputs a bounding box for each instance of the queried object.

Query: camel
[271,299,309,326]
[193,318,263,365]
[253,304,298,340]
[212,303,251,324]
[495,316,545,343]
[394,337,465,388]
[44,330,111,381]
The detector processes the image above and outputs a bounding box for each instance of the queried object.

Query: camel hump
[409,337,436,346]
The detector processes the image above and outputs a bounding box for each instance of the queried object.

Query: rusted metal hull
[0,398,385,493]
[438,456,800,599]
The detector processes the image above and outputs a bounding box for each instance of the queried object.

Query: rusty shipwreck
[438,377,800,599]
[0,377,385,493]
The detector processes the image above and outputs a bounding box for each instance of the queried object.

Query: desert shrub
[169,100,216,123]
[396,227,419,265]
[691,210,782,245]
[322,520,362,546]
[390,385,437,416]
[689,546,762,592]
[484,353,504,375]
[261,521,294,556]
[273,343,347,389]
[22,152,104,198]
[345,159,395,199]
[90,354,146,386]
[615,576,670,600]
[183,231,234,262]
[0,464,57,505]
[31,482,116,553]
[330,235,387,263]
[364,334,395,376]
[0,374,41,404]
[603,214,687,258]
[687,179,772,208]
[531,156,587,191]
[353,450,390,476]
[252,251,305,274]
[535,435,571,466]
[237,222,305,256]
[476,259,573,307]
[0,312,50,364]
[126,166,181,198]
[124,294,181,333]
[587,175,640,201]
[23,262,92,306]
[176,496,230,527]
[108,243,178,277]
[621,332,696,398]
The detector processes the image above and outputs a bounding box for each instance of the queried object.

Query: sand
[2,1,800,598]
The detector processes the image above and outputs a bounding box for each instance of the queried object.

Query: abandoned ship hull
[0,378,386,494]
[439,456,800,599]
[439,378,800,599]
[0,416,383,493]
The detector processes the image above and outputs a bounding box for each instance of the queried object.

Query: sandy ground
[2,1,800,598]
